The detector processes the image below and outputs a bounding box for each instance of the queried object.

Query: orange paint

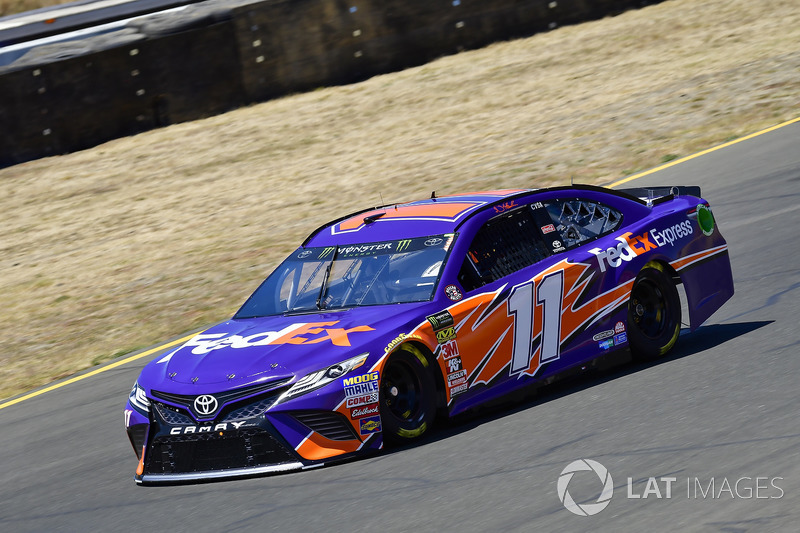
[337,202,480,231]
[304,325,376,346]
[136,447,146,476]
[295,431,361,461]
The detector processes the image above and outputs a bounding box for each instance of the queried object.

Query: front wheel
[627,264,681,360]
[380,347,437,443]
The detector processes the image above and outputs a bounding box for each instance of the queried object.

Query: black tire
[380,347,437,443]
[627,264,681,360]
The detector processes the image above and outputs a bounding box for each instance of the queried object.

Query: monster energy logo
[426,310,454,331]
[396,239,412,252]
[318,247,336,259]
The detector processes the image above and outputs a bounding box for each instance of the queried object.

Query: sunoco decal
[359,416,382,435]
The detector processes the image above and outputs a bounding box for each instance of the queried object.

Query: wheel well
[643,259,681,285]
[401,341,448,417]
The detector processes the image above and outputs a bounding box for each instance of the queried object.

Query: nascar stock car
[125,184,733,484]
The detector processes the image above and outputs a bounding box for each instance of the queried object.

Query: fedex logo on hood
[183,321,376,355]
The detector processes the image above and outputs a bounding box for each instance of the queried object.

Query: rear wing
[617,186,702,206]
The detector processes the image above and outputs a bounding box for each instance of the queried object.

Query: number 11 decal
[507,270,564,374]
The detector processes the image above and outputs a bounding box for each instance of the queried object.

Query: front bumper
[126,391,382,485]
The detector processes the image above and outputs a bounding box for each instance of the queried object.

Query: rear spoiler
[617,185,702,206]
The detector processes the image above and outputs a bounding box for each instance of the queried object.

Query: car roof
[302,185,647,247]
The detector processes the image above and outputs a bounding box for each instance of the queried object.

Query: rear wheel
[380,347,436,443]
[627,264,681,360]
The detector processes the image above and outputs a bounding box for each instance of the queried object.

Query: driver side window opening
[458,207,550,292]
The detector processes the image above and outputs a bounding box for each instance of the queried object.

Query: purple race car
[124,184,733,484]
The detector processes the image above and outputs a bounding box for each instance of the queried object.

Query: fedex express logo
[185,321,375,355]
[590,222,693,272]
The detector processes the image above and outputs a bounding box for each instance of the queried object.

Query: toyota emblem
[194,394,218,416]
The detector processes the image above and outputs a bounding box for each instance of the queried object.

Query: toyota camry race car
[125,184,733,484]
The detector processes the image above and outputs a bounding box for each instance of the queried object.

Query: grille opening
[145,428,296,474]
[293,411,360,441]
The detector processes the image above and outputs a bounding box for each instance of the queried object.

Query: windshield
[235,234,456,317]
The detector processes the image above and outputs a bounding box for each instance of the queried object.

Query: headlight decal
[276,353,368,403]
[128,382,151,413]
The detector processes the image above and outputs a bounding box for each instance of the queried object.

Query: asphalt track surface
[1,119,799,532]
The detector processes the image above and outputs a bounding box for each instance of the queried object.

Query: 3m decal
[440,340,460,360]
[507,270,565,374]
[541,224,556,234]
[185,322,375,354]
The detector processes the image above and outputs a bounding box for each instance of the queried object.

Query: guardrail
[0,0,654,168]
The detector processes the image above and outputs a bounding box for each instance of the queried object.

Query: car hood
[138,304,432,393]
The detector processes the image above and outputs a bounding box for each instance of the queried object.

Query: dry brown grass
[1,0,74,17]
[1,0,799,400]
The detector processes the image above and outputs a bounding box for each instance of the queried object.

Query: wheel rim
[381,359,423,423]
[630,279,668,339]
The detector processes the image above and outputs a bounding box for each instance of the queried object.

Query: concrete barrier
[0,0,656,168]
